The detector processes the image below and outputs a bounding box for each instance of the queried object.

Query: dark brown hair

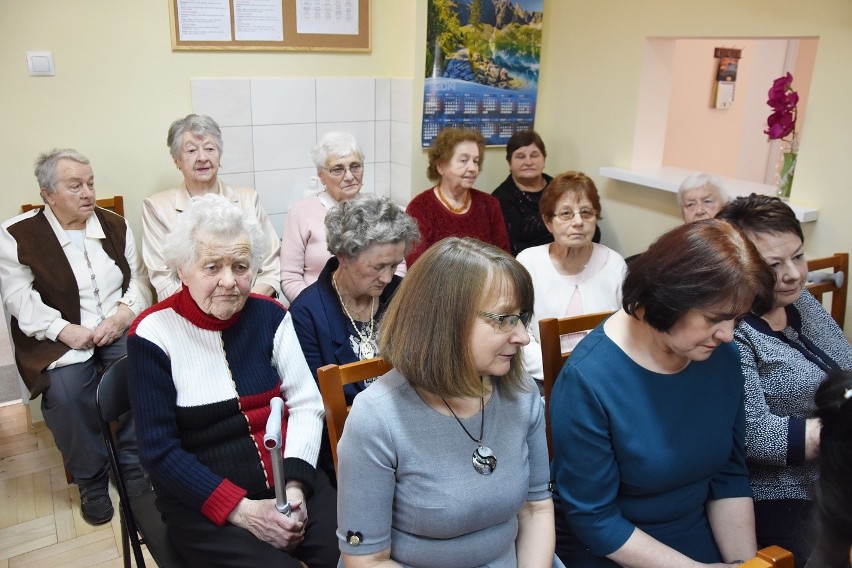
[378,237,533,398]
[715,193,804,244]
[811,370,852,567]
[426,128,485,182]
[623,219,774,332]
[539,171,602,221]
[505,130,546,162]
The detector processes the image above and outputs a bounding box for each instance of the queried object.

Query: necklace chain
[332,271,377,355]
[435,186,471,214]
[441,395,485,445]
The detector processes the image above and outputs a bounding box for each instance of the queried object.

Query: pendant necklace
[333,272,377,359]
[441,394,497,475]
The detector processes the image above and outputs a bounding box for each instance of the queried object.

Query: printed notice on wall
[235,0,284,41]
[177,0,232,42]
[296,0,358,35]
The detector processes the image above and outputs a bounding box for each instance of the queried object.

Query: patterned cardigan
[734,291,852,501]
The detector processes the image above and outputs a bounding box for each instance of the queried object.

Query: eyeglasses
[553,208,596,222]
[478,311,533,332]
[323,163,364,178]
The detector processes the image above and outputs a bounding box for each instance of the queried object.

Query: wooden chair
[22,195,125,217]
[317,357,393,474]
[740,545,794,568]
[806,252,848,329]
[539,311,615,458]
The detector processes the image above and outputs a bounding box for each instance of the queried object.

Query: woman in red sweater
[405,127,510,266]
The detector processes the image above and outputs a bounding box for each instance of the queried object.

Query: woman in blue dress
[550,219,775,567]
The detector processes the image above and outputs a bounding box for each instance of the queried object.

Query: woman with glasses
[336,237,554,567]
[289,194,419,482]
[143,114,282,301]
[405,128,511,266]
[717,195,852,567]
[516,172,626,382]
[280,132,367,303]
[551,220,775,567]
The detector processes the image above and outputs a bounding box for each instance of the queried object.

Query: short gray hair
[310,132,365,170]
[676,172,729,207]
[167,114,224,161]
[325,193,420,258]
[34,148,90,195]
[162,193,265,277]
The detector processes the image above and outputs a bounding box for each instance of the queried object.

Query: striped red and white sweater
[127,288,323,526]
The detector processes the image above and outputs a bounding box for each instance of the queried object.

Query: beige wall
[0,0,417,239]
[2,0,851,328]
[528,0,852,329]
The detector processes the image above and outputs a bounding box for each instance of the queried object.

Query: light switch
[26,51,55,77]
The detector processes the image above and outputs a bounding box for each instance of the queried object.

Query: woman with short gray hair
[289,192,418,481]
[128,194,338,567]
[143,113,282,302]
[280,132,367,303]
[677,171,729,223]
[290,192,418,389]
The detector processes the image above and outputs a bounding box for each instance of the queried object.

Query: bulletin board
[169,0,370,52]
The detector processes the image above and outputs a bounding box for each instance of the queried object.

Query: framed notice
[169,0,370,51]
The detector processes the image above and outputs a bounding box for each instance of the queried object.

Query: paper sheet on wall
[177,0,232,42]
[296,0,359,35]
[235,0,284,41]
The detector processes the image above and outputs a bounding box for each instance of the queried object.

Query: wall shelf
[599,165,819,223]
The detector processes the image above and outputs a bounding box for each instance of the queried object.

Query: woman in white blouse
[516,171,626,381]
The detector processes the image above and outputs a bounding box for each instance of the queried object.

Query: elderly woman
[280,132,367,303]
[678,172,729,223]
[717,194,852,566]
[127,194,337,568]
[405,128,510,266]
[516,171,626,381]
[142,113,281,302]
[290,193,418,484]
[809,370,852,568]
[289,193,419,400]
[0,149,151,525]
[492,131,599,256]
[551,220,774,567]
[337,237,554,567]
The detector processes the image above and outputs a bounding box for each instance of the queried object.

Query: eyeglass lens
[328,163,363,177]
[555,209,595,221]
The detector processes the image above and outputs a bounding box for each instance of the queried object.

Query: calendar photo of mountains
[426,0,544,90]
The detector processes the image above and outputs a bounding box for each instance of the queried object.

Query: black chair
[96,354,184,567]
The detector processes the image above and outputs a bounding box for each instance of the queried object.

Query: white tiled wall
[191,77,413,237]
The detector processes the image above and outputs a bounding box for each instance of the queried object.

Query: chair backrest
[22,195,125,217]
[95,354,185,567]
[740,545,794,568]
[96,354,131,423]
[806,252,848,329]
[539,311,615,458]
[317,357,393,474]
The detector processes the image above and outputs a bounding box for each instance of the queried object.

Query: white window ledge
[599,166,819,223]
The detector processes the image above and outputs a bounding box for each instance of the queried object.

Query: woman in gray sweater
[336,237,554,567]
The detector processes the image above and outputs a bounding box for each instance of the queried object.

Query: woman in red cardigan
[405,127,510,266]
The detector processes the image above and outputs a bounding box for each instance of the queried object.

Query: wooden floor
[0,402,155,567]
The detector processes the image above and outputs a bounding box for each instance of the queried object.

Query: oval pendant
[472,445,497,475]
[360,341,375,360]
